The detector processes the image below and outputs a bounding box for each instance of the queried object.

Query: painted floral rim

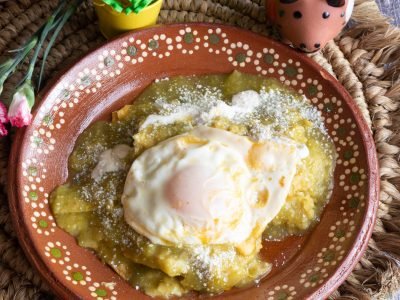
[8,23,379,300]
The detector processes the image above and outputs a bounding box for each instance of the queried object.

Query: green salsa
[50,71,335,298]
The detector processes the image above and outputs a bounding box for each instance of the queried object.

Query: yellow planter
[93,0,163,39]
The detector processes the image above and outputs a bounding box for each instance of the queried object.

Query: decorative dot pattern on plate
[267,285,297,300]
[44,241,71,265]
[13,24,376,300]
[63,263,92,286]
[88,282,117,300]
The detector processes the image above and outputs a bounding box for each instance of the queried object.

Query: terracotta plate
[8,24,379,300]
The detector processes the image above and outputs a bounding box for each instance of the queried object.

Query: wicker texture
[0,0,399,299]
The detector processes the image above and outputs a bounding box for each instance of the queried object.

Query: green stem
[1,37,38,81]
[23,0,75,84]
[28,0,68,45]
[25,17,56,82]
[0,38,36,96]
[7,0,66,57]
[0,0,71,91]
[38,0,84,89]
[0,59,14,73]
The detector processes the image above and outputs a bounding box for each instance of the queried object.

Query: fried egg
[122,126,308,254]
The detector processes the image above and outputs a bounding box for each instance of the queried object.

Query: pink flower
[0,123,7,136]
[8,81,34,128]
[0,102,8,136]
[0,102,8,123]
[8,97,32,127]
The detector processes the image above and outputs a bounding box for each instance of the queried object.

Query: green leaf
[0,59,13,74]
[102,0,125,12]
[24,16,57,85]
[101,0,157,14]
[131,0,155,13]
[4,37,38,86]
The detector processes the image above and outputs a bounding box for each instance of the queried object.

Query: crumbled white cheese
[91,144,132,181]
[138,84,325,141]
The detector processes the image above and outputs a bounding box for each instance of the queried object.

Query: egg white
[122,126,308,252]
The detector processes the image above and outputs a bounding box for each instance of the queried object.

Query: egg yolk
[122,126,309,248]
[164,165,236,224]
[164,165,212,221]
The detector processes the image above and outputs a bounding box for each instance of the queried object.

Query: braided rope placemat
[1,0,399,299]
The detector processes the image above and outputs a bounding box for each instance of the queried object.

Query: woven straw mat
[0,0,399,299]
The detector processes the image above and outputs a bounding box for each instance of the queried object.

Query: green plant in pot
[93,0,163,38]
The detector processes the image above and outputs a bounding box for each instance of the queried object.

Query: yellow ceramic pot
[93,0,163,39]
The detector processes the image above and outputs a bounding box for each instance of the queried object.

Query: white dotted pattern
[20,26,370,298]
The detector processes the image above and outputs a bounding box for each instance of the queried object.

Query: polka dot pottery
[266,0,355,52]
[8,24,378,300]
